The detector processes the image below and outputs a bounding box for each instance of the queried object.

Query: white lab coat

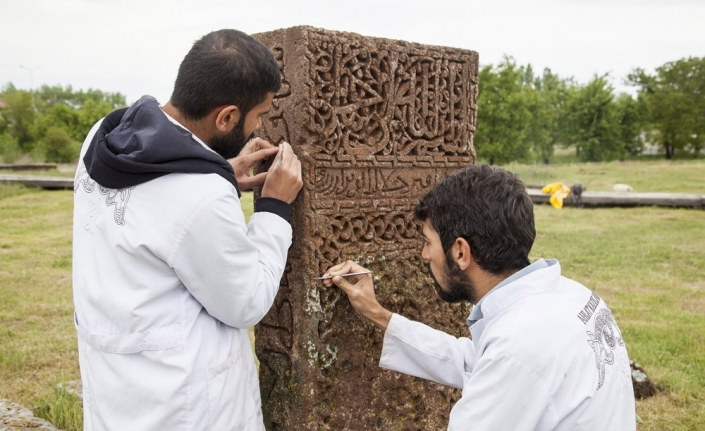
[380,260,636,431]
[72,119,291,430]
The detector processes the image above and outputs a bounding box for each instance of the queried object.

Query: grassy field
[0,184,80,428]
[505,159,705,193]
[0,160,704,430]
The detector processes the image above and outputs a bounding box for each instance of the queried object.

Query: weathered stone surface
[253,27,478,430]
[0,399,60,431]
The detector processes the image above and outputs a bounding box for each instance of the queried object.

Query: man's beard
[208,117,254,160]
[426,254,477,304]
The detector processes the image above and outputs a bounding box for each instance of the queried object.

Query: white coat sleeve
[379,313,476,389]
[448,353,553,431]
[168,191,292,329]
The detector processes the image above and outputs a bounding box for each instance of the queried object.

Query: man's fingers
[260,141,302,203]
[332,275,355,294]
[252,137,275,149]
[269,143,287,172]
[239,172,267,190]
[229,147,278,177]
[250,171,267,181]
[325,260,368,278]
[327,260,355,276]
[278,142,293,169]
[247,147,279,163]
[242,137,275,154]
[324,262,352,278]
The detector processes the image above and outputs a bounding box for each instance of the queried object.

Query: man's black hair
[414,164,536,275]
[170,29,281,120]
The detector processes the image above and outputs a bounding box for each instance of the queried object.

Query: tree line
[475,56,704,164]
[0,84,126,163]
[1,55,703,164]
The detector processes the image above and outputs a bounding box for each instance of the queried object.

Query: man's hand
[261,142,303,204]
[322,260,392,330]
[229,138,279,191]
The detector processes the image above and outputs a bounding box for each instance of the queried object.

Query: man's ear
[453,237,472,271]
[214,105,240,133]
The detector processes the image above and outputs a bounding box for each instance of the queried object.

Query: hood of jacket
[82,95,240,195]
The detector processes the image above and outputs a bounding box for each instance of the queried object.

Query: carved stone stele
[253,26,478,430]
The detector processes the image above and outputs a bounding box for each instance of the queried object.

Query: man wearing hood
[72,29,302,430]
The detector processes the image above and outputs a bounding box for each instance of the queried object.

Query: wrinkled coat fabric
[72,106,291,431]
[380,260,636,431]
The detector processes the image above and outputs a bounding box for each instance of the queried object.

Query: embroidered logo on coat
[577,292,601,324]
[586,308,624,390]
[74,165,135,226]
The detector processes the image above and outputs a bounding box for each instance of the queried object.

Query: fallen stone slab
[527,188,705,209]
[0,175,74,190]
[0,164,57,172]
[0,399,60,431]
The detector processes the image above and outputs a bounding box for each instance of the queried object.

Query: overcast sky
[1,0,703,104]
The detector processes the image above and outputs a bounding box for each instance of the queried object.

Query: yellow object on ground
[542,182,572,209]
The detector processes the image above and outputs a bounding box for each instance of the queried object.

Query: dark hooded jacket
[83,95,241,196]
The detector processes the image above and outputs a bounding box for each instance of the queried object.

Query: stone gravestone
[253,26,478,430]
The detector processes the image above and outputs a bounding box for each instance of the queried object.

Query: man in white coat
[323,165,636,430]
[73,30,302,430]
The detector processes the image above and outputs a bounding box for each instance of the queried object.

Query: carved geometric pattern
[254,26,477,430]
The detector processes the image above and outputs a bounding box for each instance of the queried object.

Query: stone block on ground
[0,399,60,431]
[630,360,657,399]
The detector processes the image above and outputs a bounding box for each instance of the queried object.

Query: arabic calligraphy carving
[253,26,477,430]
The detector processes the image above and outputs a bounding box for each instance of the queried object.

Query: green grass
[0,186,79,429]
[1,163,704,430]
[0,183,40,200]
[33,385,84,430]
[503,159,705,193]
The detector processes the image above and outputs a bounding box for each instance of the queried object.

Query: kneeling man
[323,165,636,431]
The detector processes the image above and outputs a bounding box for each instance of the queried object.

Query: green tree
[562,75,621,162]
[628,57,705,158]
[0,133,21,164]
[41,126,79,163]
[34,84,126,110]
[614,93,646,156]
[475,57,533,164]
[77,99,114,141]
[0,89,36,150]
[525,68,573,164]
[0,82,126,157]
[32,103,81,142]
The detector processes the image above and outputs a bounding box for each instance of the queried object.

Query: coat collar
[468,259,562,330]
